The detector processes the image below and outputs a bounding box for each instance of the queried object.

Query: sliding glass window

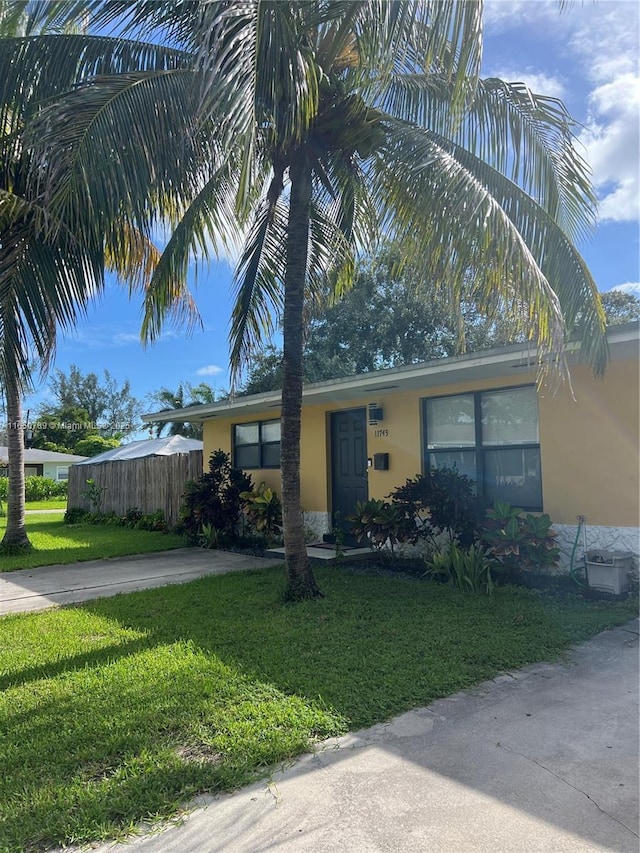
[423,386,542,510]
[233,420,281,469]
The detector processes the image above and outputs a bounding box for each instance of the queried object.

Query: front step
[322,532,361,548]
[265,543,372,562]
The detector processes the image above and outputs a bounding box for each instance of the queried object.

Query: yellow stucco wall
[538,358,639,526]
[202,353,639,528]
[203,414,282,495]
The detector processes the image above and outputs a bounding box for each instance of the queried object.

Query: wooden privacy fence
[67,450,203,527]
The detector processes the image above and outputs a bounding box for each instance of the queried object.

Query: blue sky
[25,0,640,424]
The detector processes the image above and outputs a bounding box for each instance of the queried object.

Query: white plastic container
[585,550,634,595]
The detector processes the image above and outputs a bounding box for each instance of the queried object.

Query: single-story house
[0,447,88,481]
[144,322,639,568]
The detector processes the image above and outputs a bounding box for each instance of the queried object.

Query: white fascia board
[142,322,639,423]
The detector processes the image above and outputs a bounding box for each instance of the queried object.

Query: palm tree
[0,8,192,548]
[149,382,217,439]
[17,1,606,595]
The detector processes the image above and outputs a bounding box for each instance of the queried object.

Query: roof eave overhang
[142,323,639,423]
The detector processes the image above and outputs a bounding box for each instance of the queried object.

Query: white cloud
[112,332,140,345]
[196,364,224,376]
[569,3,639,86]
[579,73,640,223]
[485,2,640,224]
[484,0,557,33]
[612,282,640,297]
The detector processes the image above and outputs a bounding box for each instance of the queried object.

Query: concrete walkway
[64,618,639,853]
[0,548,282,615]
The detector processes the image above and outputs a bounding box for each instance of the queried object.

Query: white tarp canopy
[75,436,203,465]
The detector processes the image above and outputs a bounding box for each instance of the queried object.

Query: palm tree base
[0,533,32,554]
[283,571,324,602]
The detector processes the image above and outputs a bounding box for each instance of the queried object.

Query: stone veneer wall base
[554,524,639,572]
[303,511,331,541]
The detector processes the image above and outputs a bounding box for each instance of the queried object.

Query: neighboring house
[144,322,640,567]
[0,447,88,482]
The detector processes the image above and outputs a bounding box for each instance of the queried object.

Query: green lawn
[0,564,636,853]
[0,514,185,572]
[24,499,67,511]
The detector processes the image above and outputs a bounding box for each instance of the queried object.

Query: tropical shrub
[348,498,414,558]
[81,478,106,512]
[178,450,253,544]
[197,522,220,549]
[120,507,143,528]
[426,542,499,595]
[482,501,560,575]
[240,482,283,544]
[390,467,487,546]
[64,506,89,524]
[2,476,69,502]
[135,510,168,532]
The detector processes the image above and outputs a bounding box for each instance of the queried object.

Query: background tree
[148,381,218,439]
[242,277,640,398]
[600,290,640,325]
[26,2,607,599]
[240,244,526,395]
[74,436,120,457]
[31,405,95,452]
[45,364,141,439]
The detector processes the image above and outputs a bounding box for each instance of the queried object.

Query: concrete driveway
[0,548,281,615]
[58,617,638,853]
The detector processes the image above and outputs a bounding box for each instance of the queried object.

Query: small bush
[179,450,253,544]
[135,510,168,532]
[64,507,89,525]
[0,476,68,502]
[120,507,143,528]
[425,542,499,595]
[348,498,414,558]
[24,476,67,501]
[391,467,487,547]
[81,478,107,512]
[240,482,282,545]
[482,500,560,577]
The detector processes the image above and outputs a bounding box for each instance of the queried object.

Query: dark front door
[331,408,368,534]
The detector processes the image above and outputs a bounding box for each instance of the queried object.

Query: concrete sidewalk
[0,548,282,615]
[70,618,639,853]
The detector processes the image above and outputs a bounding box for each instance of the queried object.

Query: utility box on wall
[373,453,389,470]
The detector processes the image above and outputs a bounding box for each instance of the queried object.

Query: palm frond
[105,221,201,343]
[377,74,596,243]
[355,1,483,106]
[375,119,607,376]
[196,1,320,149]
[138,160,246,343]
[229,194,289,383]
[26,68,209,241]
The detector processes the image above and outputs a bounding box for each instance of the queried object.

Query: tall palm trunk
[281,151,322,600]
[1,370,30,550]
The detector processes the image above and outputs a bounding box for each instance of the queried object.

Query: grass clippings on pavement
[0,564,636,852]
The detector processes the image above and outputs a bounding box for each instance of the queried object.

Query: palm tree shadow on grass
[78,566,593,729]
[3,568,633,852]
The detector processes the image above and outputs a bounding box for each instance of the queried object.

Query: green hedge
[0,477,68,502]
